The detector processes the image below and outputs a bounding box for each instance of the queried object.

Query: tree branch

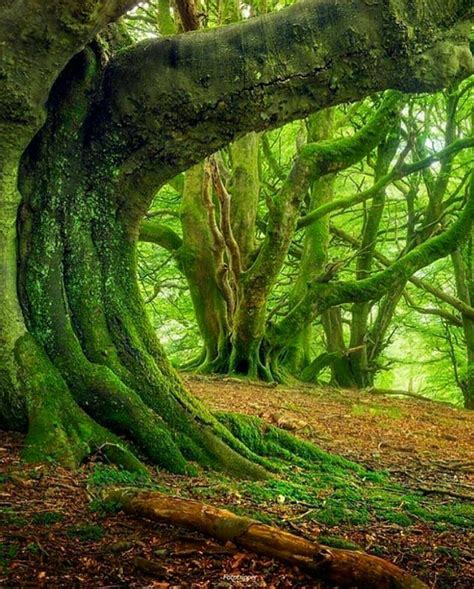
[330,225,474,321]
[403,292,464,328]
[244,93,401,306]
[90,0,473,220]
[270,174,474,347]
[139,221,183,251]
[0,0,140,150]
[297,137,474,229]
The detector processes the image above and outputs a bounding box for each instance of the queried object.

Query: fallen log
[106,488,428,589]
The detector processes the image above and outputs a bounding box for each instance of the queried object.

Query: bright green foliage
[140,79,474,406]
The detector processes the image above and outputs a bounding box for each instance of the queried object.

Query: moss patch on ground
[83,413,472,546]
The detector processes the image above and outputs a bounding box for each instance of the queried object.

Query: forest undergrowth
[1,376,472,588]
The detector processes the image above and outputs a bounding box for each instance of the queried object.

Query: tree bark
[179,163,232,372]
[284,109,336,376]
[270,174,474,356]
[0,0,142,461]
[229,134,261,269]
[90,0,473,225]
[232,94,402,379]
[452,243,474,408]
[14,49,267,478]
[348,122,402,387]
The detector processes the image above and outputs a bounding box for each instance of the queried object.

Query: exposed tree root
[416,485,474,501]
[107,488,428,589]
[366,387,453,405]
[14,334,145,473]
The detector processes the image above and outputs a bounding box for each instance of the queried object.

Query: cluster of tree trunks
[135,0,474,404]
[142,105,474,403]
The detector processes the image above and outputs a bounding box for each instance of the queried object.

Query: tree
[141,96,473,383]
[296,86,474,392]
[451,235,474,408]
[1,0,473,474]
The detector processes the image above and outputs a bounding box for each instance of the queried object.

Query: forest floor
[0,375,473,588]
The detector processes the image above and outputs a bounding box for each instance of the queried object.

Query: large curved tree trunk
[10,50,267,479]
[0,0,147,469]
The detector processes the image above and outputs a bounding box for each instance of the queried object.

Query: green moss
[0,542,19,570]
[314,504,371,526]
[231,506,275,525]
[217,411,371,477]
[433,522,449,532]
[211,415,474,533]
[318,535,363,550]
[0,507,27,527]
[408,502,473,527]
[32,511,65,525]
[25,542,41,556]
[88,497,123,515]
[379,511,413,526]
[66,523,105,542]
[434,546,461,560]
[87,464,151,487]
[243,478,318,505]
[370,545,386,557]
[86,465,172,515]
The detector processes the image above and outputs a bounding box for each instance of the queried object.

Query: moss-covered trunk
[0,0,159,470]
[272,98,403,384]
[0,138,30,432]
[452,242,474,409]
[228,133,261,268]
[179,163,231,373]
[226,133,272,378]
[347,124,401,388]
[177,133,263,377]
[282,111,336,376]
[1,50,268,479]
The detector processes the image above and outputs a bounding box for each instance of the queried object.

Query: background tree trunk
[284,109,336,376]
[452,243,474,408]
[179,163,232,373]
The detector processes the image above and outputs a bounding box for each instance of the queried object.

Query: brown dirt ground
[0,375,472,588]
[187,375,474,489]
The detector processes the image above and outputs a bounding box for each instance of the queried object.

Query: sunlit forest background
[125,1,474,407]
